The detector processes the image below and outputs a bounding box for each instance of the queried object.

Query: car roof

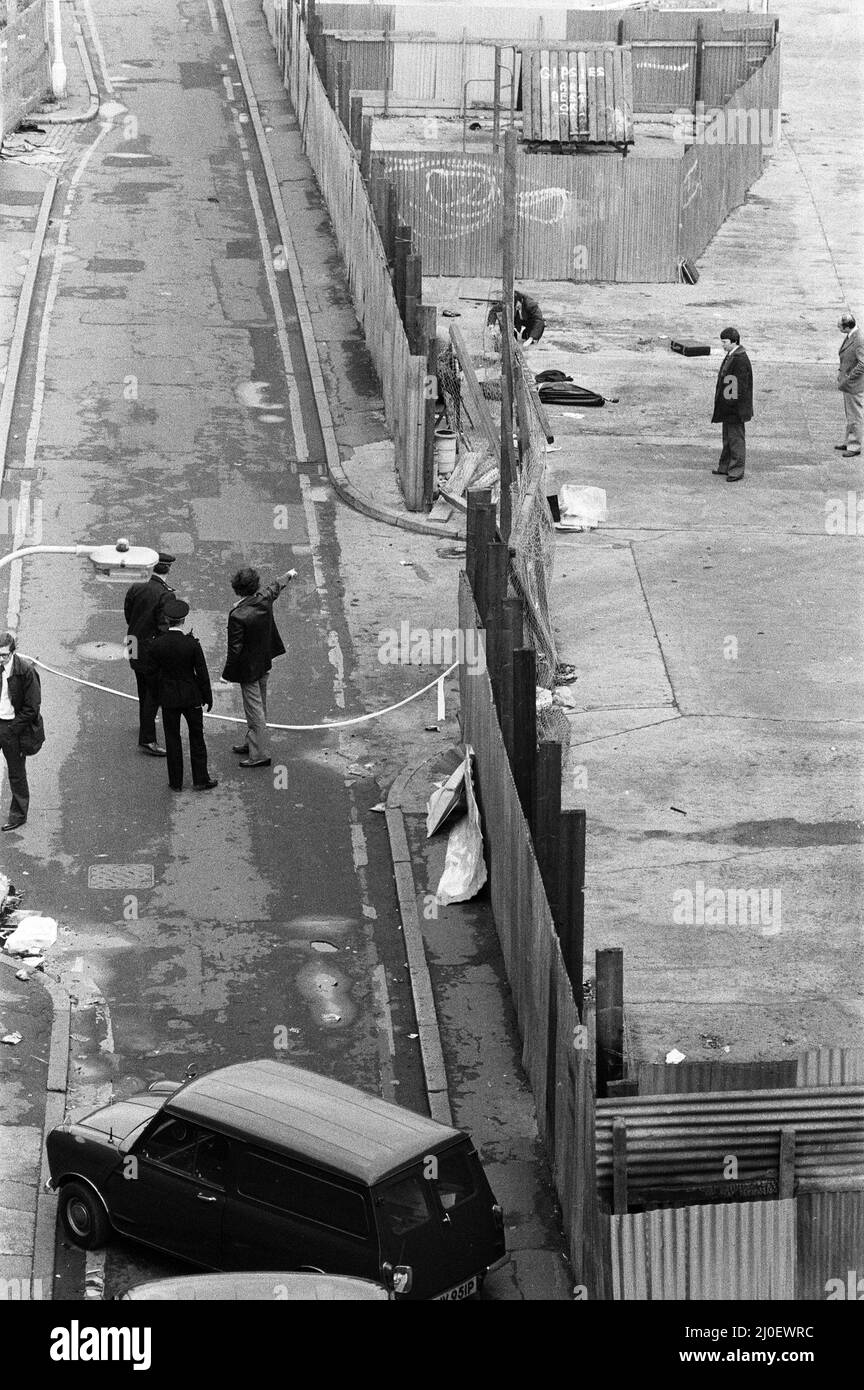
[122,1272,391,1301]
[165,1060,463,1184]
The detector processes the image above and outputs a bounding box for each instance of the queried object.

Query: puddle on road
[295,961,356,1028]
[644,817,864,847]
[235,380,282,411]
[76,641,129,662]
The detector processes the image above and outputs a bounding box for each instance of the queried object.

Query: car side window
[194,1134,230,1189]
[135,1118,198,1173]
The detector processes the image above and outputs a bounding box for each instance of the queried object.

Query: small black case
[670,338,710,356]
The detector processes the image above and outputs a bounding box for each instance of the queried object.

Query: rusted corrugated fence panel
[273,1,426,509]
[596,1087,864,1203]
[0,0,50,142]
[567,10,778,44]
[678,43,780,265]
[796,1191,864,1300]
[523,47,633,145]
[797,1047,864,1087]
[458,573,603,1294]
[321,5,570,42]
[702,39,773,108]
[631,43,694,112]
[388,39,496,105]
[636,1059,798,1095]
[610,1200,796,1300]
[316,3,393,31]
[383,149,678,281]
[323,34,388,90]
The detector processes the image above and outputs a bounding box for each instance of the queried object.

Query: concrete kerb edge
[386,754,454,1126]
[0,175,57,494]
[0,956,69,1299]
[220,0,463,543]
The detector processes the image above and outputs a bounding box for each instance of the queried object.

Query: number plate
[433,1275,478,1301]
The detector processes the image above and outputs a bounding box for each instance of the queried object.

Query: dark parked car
[47,1060,507,1300]
[120,1272,392,1301]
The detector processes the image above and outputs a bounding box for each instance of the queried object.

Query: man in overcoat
[711,326,753,482]
[836,312,864,457]
[124,553,176,755]
[148,599,217,792]
[222,567,297,768]
[0,631,43,831]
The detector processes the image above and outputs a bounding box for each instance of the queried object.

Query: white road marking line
[205,0,220,32]
[5,122,114,636]
[222,74,235,101]
[233,114,308,461]
[80,0,115,94]
[299,476,396,1097]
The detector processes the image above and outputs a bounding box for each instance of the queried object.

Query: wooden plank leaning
[448,323,500,456]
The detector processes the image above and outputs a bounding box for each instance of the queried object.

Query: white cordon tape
[20,655,458,732]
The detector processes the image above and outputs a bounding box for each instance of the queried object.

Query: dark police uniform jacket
[124,576,175,673]
[148,631,213,710]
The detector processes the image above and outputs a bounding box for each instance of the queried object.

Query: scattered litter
[723,1046,730,1053]
[2,1032,22,1046]
[408,1033,419,1039]
[370,802,386,812]
[555,663,578,684]
[665,1048,686,1064]
[4,915,57,957]
[321,1012,342,1023]
[670,806,687,815]
[700,1033,725,1050]
[555,484,607,531]
[310,940,338,953]
[536,687,553,711]
[424,724,441,732]
[552,685,577,709]
[426,756,469,837]
[272,245,288,271]
[442,309,461,317]
[15,970,29,981]
[436,749,487,905]
[546,444,563,453]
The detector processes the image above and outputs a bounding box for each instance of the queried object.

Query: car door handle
[196,1191,218,1202]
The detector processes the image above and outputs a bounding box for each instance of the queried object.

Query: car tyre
[60,1181,110,1249]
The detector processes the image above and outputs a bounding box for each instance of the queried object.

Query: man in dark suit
[0,631,42,832]
[148,599,217,793]
[124,552,176,756]
[711,326,753,482]
[836,311,864,457]
[222,566,297,768]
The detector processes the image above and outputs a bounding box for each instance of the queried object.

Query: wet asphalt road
[2,0,425,1297]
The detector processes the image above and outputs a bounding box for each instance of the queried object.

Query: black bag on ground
[535,369,573,383]
[537,382,606,407]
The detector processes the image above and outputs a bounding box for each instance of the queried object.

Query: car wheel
[60,1181,110,1249]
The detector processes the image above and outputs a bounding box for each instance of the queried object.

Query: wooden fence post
[417,304,437,509]
[512,646,537,828]
[596,947,624,1098]
[779,1128,796,1198]
[557,809,585,1015]
[466,488,493,595]
[535,740,562,920]
[350,94,364,150]
[471,501,497,620]
[693,18,704,125]
[338,60,352,129]
[385,184,398,266]
[612,1119,628,1215]
[360,113,374,179]
[484,538,509,700]
[498,596,522,763]
[394,224,412,324]
[404,253,423,353]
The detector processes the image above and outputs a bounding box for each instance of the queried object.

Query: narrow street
[2,0,426,1298]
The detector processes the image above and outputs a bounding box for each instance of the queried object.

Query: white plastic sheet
[556,484,607,531]
[435,748,487,905]
[4,915,57,957]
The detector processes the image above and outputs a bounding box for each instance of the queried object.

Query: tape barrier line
[21,655,457,732]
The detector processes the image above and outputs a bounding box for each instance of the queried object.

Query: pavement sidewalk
[386,747,573,1299]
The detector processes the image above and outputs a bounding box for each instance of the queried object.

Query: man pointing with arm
[222,566,297,768]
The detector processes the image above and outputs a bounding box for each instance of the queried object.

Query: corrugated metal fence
[272,0,427,509]
[610,1191,864,1300]
[378,147,681,281]
[458,573,607,1298]
[0,0,49,144]
[678,41,781,265]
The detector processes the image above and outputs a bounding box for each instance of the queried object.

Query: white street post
[51,0,67,101]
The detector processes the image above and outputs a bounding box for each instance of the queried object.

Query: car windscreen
[80,1102,160,1140]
